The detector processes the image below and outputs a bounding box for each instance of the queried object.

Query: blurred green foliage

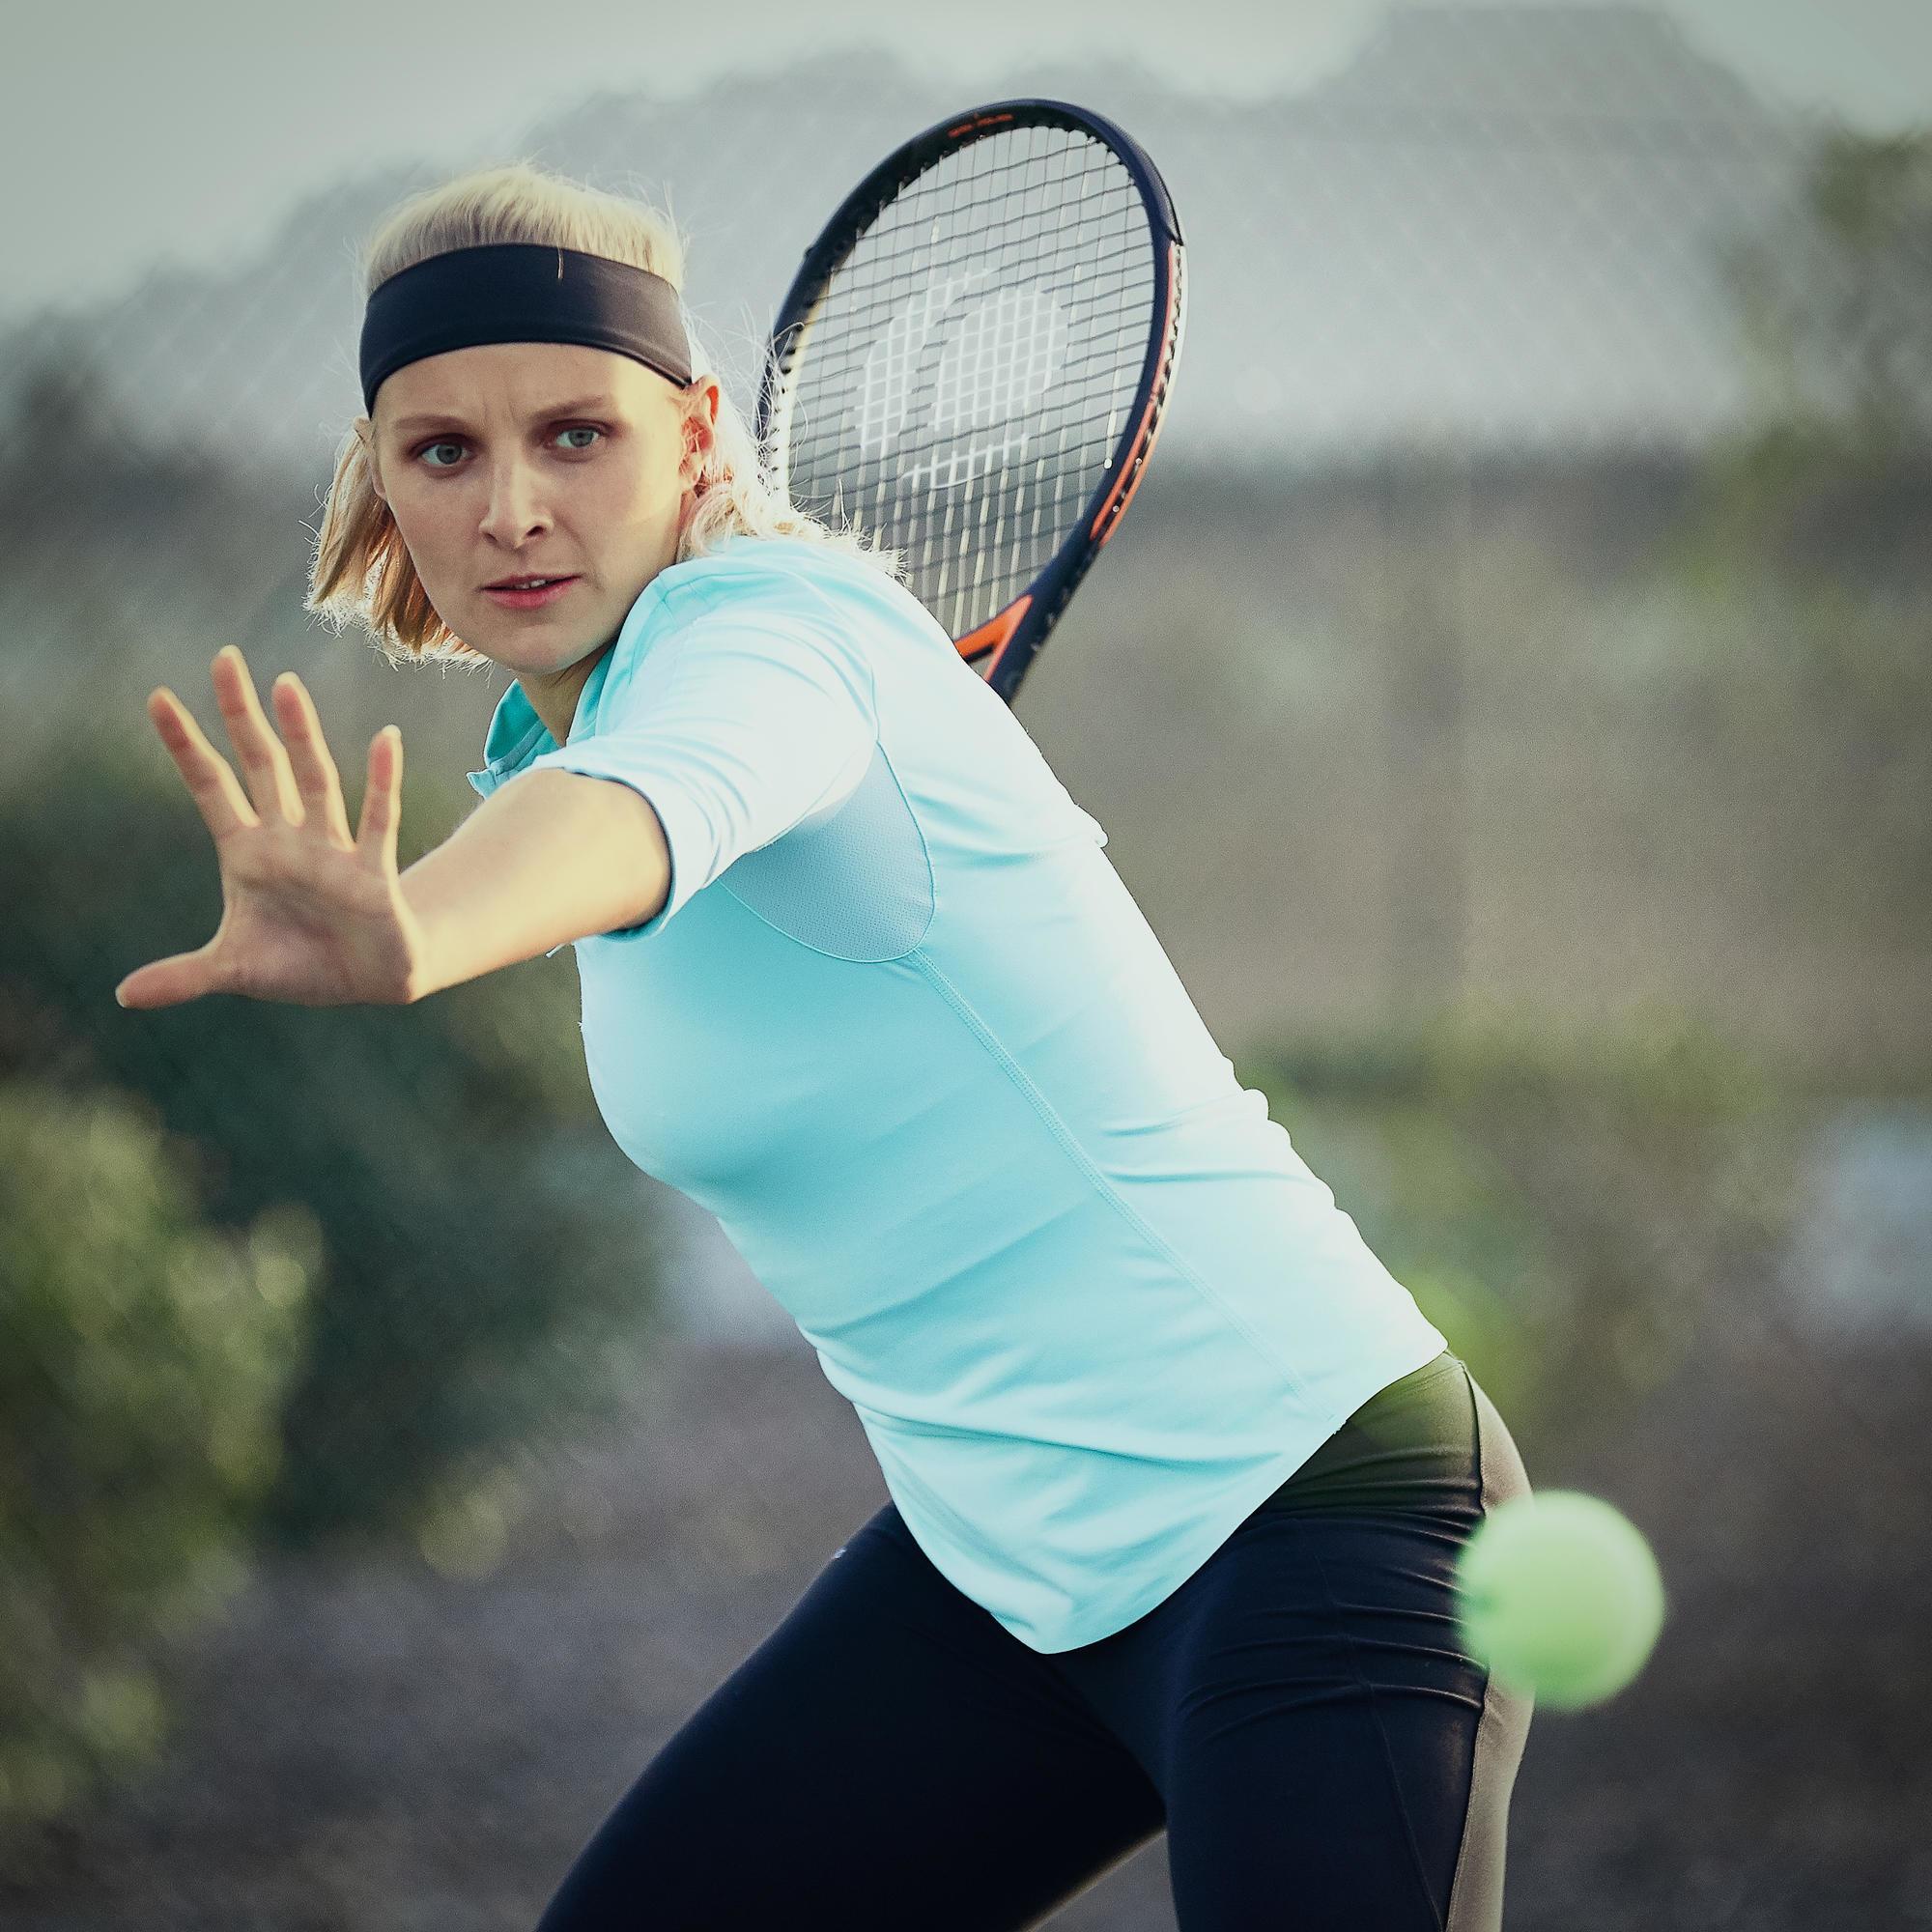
[0,1082,313,1842]
[1246,1000,1808,1449]
[1722,128,1932,460]
[1,725,672,1546]
[1664,128,1932,951]
[0,727,671,1843]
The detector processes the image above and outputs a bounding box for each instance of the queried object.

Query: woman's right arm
[399,767,671,999]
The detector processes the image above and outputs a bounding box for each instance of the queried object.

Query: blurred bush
[1,724,671,1543]
[1247,1002,1809,1447]
[0,1081,314,1849]
[0,726,672,1844]
[1663,128,1932,954]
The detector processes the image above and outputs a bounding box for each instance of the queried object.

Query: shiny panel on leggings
[1039,1351,1536,1931]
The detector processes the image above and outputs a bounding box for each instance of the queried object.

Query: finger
[114,946,220,1011]
[211,645,306,825]
[355,725,404,874]
[148,686,261,844]
[269,671,355,845]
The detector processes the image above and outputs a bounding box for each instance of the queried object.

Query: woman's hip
[1258,1350,1531,1522]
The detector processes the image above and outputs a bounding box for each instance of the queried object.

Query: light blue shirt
[468,532,1447,1653]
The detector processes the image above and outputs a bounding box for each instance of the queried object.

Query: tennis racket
[755,98,1187,707]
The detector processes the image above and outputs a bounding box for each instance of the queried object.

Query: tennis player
[123,161,1536,1930]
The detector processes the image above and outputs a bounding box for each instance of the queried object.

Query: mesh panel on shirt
[720,742,934,961]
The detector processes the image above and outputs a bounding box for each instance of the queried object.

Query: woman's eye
[413,426,604,468]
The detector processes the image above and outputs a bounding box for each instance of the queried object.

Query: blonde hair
[305,157,904,668]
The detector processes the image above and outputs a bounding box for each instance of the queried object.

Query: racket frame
[755,97,1188,706]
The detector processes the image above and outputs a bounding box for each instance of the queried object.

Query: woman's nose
[479,463,550,536]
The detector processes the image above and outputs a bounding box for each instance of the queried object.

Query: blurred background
[2,2,1928,1926]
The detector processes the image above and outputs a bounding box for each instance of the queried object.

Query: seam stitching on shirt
[910,950,1319,1406]
[679,605,911,946]
[867,735,937,954]
[785,569,885,720]
[717,740,935,962]
[770,565,935,952]
[480,704,553,783]
[560,601,886,929]
[656,604,881,743]
[655,545,884,730]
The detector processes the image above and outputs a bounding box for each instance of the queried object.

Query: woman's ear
[355,418,389,504]
[682,383,719,483]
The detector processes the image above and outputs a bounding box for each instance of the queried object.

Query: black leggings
[534,1350,1536,1931]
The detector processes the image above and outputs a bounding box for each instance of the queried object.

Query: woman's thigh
[534,1499,1166,1932]
[1051,1354,1535,1932]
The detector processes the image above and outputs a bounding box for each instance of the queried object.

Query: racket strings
[776,123,1158,642]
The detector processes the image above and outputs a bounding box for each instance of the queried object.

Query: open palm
[116,645,433,1010]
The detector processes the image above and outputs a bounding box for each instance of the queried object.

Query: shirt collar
[463,534,764,800]
[464,548,707,800]
[465,649,610,800]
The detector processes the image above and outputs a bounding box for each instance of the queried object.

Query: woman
[117,159,1536,1931]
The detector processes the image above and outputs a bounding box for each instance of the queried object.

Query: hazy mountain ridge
[0,6,1824,480]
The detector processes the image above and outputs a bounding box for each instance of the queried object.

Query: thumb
[115,950,218,1010]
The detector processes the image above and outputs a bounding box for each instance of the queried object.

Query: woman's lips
[484,576,580,609]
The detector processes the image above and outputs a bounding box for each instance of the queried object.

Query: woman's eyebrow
[391,395,620,433]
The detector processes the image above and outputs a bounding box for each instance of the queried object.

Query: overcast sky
[4,0,1926,329]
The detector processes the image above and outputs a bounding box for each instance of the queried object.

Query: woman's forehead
[380,342,657,424]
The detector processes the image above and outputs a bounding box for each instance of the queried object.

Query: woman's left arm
[401,767,669,1000]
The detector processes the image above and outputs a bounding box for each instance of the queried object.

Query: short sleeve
[522,610,879,942]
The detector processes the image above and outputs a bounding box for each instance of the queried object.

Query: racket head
[755,99,1187,706]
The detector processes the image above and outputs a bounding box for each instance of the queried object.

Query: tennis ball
[1454,1490,1666,1711]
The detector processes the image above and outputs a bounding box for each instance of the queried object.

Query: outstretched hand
[115,645,435,1010]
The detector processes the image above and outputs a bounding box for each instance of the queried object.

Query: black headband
[358,242,695,415]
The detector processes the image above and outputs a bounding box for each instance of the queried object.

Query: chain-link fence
[3,14,1930,1929]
